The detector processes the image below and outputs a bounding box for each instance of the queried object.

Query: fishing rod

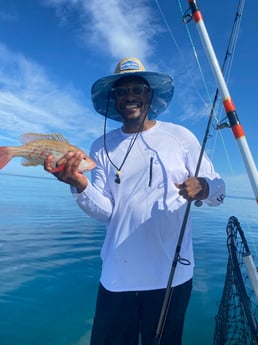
[153,1,246,344]
[187,0,258,204]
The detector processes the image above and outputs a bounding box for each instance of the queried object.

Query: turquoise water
[0,174,257,345]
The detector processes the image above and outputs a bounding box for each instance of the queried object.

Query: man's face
[113,76,151,126]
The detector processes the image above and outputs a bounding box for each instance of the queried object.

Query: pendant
[115,171,121,184]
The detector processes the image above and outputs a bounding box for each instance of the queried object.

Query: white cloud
[83,0,159,60]
[0,43,104,148]
[44,0,161,61]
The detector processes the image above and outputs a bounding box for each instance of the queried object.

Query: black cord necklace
[103,89,153,184]
[104,115,141,184]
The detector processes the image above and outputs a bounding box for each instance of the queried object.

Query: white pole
[188,0,258,204]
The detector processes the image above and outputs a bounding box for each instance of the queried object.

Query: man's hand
[44,152,88,193]
[175,177,209,202]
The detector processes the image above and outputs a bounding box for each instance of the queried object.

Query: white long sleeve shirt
[72,121,225,292]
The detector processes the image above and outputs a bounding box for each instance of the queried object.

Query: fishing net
[213,216,258,345]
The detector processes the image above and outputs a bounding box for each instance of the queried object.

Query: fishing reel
[194,200,203,207]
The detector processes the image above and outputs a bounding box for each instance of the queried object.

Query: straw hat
[91,57,174,122]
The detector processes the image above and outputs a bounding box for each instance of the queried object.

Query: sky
[0,0,257,200]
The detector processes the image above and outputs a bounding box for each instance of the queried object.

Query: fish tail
[0,147,13,169]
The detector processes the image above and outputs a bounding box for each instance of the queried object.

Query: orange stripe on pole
[232,124,245,138]
[223,98,236,112]
[192,10,202,22]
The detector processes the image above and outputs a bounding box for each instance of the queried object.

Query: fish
[0,133,96,173]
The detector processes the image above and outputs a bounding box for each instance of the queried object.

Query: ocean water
[0,174,257,345]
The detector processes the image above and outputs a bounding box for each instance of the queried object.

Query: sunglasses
[112,84,150,98]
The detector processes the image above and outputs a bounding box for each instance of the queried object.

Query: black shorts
[90,279,192,345]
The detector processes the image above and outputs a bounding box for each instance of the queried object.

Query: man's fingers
[175,177,209,200]
[44,155,55,172]
[44,152,85,180]
[64,152,84,172]
[175,182,185,190]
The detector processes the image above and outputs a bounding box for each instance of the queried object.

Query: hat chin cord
[103,91,153,184]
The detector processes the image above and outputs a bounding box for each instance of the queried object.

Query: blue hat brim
[91,71,174,122]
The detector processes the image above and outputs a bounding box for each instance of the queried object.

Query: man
[45,57,225,345]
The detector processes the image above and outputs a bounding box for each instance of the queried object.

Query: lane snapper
[0,133,96,173]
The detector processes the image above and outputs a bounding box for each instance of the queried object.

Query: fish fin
[0,147,12,169]
[20,133,69,144]
[21,158,40,167]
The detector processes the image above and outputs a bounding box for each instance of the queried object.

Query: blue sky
[0,0,257,200]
